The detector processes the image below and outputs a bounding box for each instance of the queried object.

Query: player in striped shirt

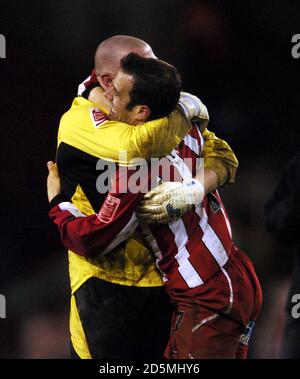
[48,53,262,358]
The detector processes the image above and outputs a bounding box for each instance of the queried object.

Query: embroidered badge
[98,194,121,223]
[89,107,108,128]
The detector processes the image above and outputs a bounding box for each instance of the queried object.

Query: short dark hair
[120,52,181,121]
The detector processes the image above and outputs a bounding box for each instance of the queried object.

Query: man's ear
[135,105,151,122]
[97,73,113,90]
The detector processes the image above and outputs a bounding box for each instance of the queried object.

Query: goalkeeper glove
[178,92,209,121]
[136,178,204,224]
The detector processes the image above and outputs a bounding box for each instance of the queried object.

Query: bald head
[94,35,157,90]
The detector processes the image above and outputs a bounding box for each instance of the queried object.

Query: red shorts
[164,248,262,359]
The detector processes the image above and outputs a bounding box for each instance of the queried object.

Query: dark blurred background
[0,0,299,358]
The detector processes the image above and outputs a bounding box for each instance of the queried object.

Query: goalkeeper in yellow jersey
[54,35,238,359]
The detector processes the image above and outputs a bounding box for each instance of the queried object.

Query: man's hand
[47,161,61,202]
[178,92,209,122]
[88,87,111,113]
[136,179,204,224]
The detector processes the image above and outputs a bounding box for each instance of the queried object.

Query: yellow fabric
[69,239,164,294]
[202,128,239,186]
[58,97,191,166]
[68,184,163,293]
[71,184,94,215]
[70,295,91,359]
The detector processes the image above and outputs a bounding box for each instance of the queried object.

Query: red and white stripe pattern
[143,124,234,297]
[77,70,98,96]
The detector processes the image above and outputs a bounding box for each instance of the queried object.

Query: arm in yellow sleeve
[202,128,239,186]
[124,109,191,161]
[89,87,191,160]
[58,97,191,165]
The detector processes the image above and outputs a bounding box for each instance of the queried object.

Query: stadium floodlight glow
[0,34,6,59]
[0,294,6,319]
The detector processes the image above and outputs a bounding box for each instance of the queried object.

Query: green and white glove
[136,178,205,224]
[178,92,209,121]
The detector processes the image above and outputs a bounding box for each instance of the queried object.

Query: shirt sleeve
[121,109,191,161]
[49,169,143,257]
[202,128,239,186]
[76,73,191,160]
[59,98,191,165]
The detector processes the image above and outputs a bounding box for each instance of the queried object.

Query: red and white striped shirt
[141,125,233,299]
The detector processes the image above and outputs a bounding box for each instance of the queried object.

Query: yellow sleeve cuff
[202,128,239,186]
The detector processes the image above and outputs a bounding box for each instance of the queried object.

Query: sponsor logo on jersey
[89,107,108,128]
[98,194,121,223]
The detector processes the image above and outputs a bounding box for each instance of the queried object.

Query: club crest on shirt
[98,194,121,223]
[89,107,108,128]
